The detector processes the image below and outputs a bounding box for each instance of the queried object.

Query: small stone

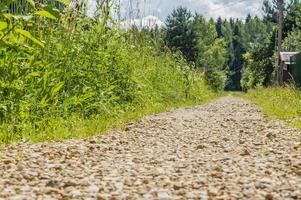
[240,149,250,156]
[143,193,153,199]
[63,181,78,187]
[208,187,219,196]
[69,189,82,197]
[173,183,183,190]
[157,191,169,199]
[2,159,12,164]
[20,186,31,192]
[89,139,97,144]
[86,185,99,193]
[196,144,206,150]
[186,192,195,198]
[42,197,58,200]
[192,183,200,189]
[266,133,276,139]
[9,195,28,200]
[200,190,209,200]
[46,180,58,188]
[176,189,186,195]
[3,187,15,194]
[293,143,301,150]
[265,194,273,200]
[222,138,229,142]
[239,139,245,144]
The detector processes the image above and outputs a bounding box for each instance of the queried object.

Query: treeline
[151,0,301,91]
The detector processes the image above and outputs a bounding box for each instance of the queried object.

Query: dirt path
[0,97,300,200]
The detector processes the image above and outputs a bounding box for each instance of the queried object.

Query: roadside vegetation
[239,87,301,129]
[0,1,221,144]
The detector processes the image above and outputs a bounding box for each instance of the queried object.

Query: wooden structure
[290,52,301,87]
[279,52,299,85]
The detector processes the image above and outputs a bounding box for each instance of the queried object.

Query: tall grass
[240,87,301,129]
[0,1,217,144]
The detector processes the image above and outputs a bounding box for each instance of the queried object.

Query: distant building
[290,52,301,87]
[279,52,299,85]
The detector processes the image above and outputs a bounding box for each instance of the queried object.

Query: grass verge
[0,92,220,145]
[238,87,301,129]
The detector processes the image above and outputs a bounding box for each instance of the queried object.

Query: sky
[119,0,265,21]
[88,0,266,28]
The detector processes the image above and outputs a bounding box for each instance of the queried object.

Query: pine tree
[246,14,252,23]
[164,7,198,63]
[215,17,223,38]
[225,22,245,91]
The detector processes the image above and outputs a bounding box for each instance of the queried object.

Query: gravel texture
[0,96,300,200]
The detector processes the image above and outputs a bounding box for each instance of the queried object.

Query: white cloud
[87,0,265,24]
[118,0,264,21]
[121,15,164,29]
[185,0,264,19]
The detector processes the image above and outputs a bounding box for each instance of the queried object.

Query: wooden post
[277,0,284,85]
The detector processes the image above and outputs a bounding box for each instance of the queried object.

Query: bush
[204,70,226,92]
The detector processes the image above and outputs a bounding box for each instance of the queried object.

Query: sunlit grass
[239,87,301,129]
[0,92,220,145]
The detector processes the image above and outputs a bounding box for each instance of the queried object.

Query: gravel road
[0,96,300,200]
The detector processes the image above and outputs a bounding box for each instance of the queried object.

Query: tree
[283,28,301,51]
[193,14,217,66]
[222,20,234,68]
[164,7,198,63]
[246,14,252,23]
[241,39,275,89]
[225,21,246,91]
[244,16,270,49]
[284,0,301,36]
[262,0,278,24]
[215,17,223,38]
[191,14,227,90]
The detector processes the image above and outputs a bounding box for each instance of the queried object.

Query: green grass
[0,1,223,145]
[238,87,301,129]
[0,7,221,144]
[0,92,220,145]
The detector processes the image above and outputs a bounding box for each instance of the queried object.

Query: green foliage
[283,28,301,51]
[203,39,227,91]
[243,16,271,48]
[0,1,217,144]
[224,6,275,91]
[262,0,277,25]
[215,17,223,38]
[284,0,301,36]
[164,9,227,91]
[164,7,198,63]
[229,22,245,91]
[241,40,275,90]
[204,70,226,92]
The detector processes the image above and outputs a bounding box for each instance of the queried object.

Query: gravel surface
[0,96,300,200]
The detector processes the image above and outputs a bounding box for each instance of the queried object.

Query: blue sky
[119,0,265,21]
